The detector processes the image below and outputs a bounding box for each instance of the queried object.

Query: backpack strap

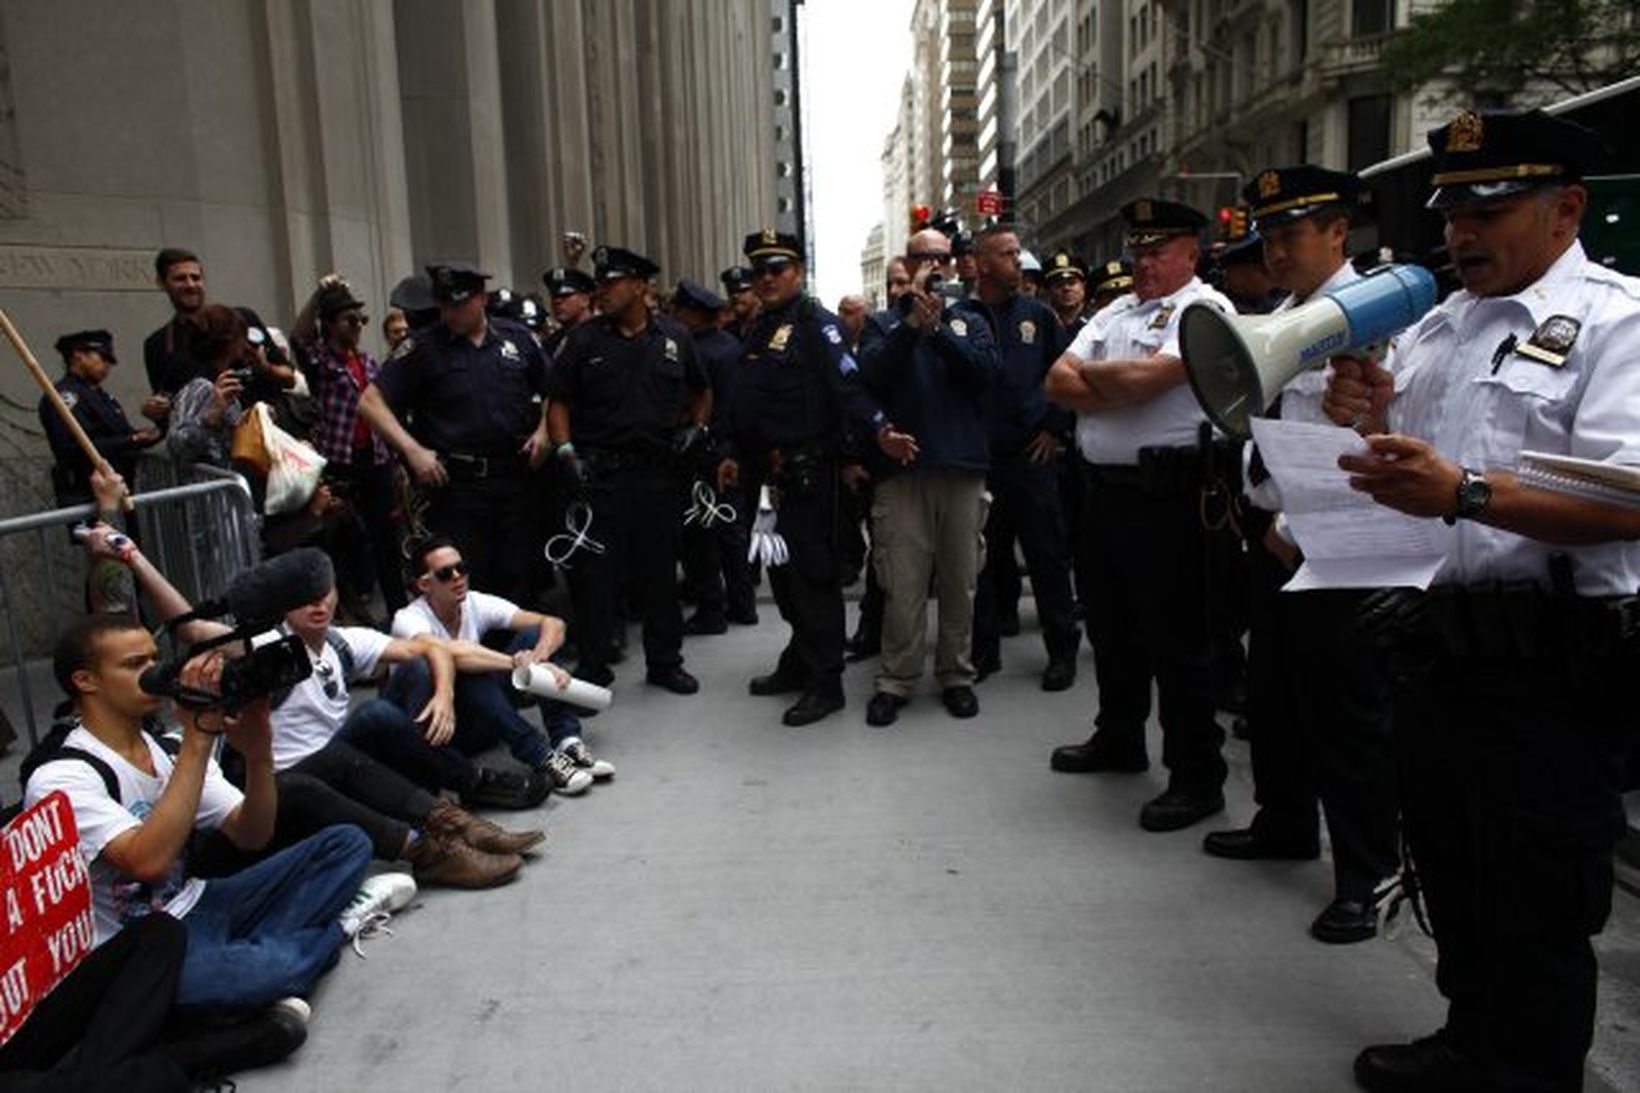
[325,628,357,682]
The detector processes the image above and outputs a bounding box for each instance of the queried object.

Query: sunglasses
[905,251,953,264]
[315,658,340,700]
[339,312,369,326]
[426,561,470,582]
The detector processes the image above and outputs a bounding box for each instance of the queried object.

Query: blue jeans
[176,824,371,1012]
[385,626,581,769]
[336,696,480,796]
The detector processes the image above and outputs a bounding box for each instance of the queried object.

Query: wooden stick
[0,308,134,511]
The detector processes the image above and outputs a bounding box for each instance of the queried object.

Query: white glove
[747,485,789,567]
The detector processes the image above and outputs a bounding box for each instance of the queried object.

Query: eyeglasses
[427,561,470,582]
[339,312,368,326]
[314,658,340,700]
[905,251,953,263]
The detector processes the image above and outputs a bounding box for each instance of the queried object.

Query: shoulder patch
[823,324,842,345]
[1019,319,1037,345]
[389,334,416,361]
[949,318,968,338]
[500,339,521,361]
[58,389,78,410]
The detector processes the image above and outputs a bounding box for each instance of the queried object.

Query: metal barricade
[0,461,260,749]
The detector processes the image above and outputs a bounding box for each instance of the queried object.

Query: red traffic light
[1217,206,1235,224]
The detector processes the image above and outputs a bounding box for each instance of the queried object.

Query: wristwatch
[1448,467,1492,523]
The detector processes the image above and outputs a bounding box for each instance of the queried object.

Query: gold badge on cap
[1019,319,1037,345]
[1134,200,1152,221]
[1448,110,1484,153]
[761,228,778,245]
[1257,171,1281,199]
[1515,314,1581,368]
[1053,254,1069,269]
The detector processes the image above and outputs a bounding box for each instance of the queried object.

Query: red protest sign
[0,791,93,1047]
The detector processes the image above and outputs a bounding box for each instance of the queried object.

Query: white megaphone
[1181,264,1437,439]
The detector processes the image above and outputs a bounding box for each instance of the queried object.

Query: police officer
[1324,109,1640,1093]
[720,265,760,340]
[1043,251,1090,331]
[542,266,597,357]
[39,331,162,506]
[955,227,1078,691]
[672,278,756,632]
[358,263,549,604]
[718,229,912,726]
[1088,258,1134,318]
[542,246,708,695]
[1216,219,1286,315]
[1044,198,1237,832]
[1201,165,1400,946]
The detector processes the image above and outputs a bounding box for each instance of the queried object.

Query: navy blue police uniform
[39,331,153,506]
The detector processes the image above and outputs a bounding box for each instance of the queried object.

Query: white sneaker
[339,872,417,955]
[561,738,616,780]
[542,750,594,795]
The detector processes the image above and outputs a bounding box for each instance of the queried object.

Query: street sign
[976,189,1003,217]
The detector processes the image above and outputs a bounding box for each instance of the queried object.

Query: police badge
[1257,170,1281,199]
[664,337,680,362]
[1148,304,1175,330]
[1515,314,1581,368]
[769,324,793,351]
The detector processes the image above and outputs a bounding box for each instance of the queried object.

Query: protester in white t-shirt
[389,537,614,789]
[23,613,371,1021]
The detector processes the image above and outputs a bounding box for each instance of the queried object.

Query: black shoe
[464,766,551,810]
[684,612,728,635]
[1040,657,1076,692]
[1139,787,1225,832]
[160,1007,308,1080]
[1353,1030,1486,1092]
[646,667,699,695]
[749,670,806,697]
[844,637,880,662]
[973,651,1001,681]
[1311,898,1378,945]
[1202,826,1320,861]
[999,612,1021,637]
[783,691,845,727]
[1049,732,1148,773]
[942,685,979,719]
[727,607,760,626]
[578,662,615,688]
[865,691,907,727]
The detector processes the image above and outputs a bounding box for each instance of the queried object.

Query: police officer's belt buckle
[444,452,503,479]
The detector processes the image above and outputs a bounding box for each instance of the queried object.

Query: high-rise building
[939,0,982,216]
[882,78,916,263]
[974,0,1017,209]
[859,221,887,308]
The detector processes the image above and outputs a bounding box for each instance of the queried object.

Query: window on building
[774,89,787,107]
[1294,119,1308,161]
[1291,0,1308,62]
[1347,94,1392,170]
[1352,0,1393,36]
[1268,23,1280,78]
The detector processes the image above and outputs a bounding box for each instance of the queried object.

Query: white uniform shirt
[1385,241,1640,595]
[1067,276,1236,464]
[1245,261,1364,513]
[391,590,518,644]
[262,625,393,771]
[24,725,243,948]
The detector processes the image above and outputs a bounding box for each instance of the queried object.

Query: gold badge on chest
[1515,314,1581,368]
[768,324,793,352]
[1147,304,1175,330]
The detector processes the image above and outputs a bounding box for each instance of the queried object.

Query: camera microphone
[222,548,335,628]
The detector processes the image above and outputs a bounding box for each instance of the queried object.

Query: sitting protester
[391,537,613,793]
[21,614,399,1045]
[78,527,540,891]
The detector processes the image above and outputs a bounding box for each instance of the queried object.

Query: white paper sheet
[1249,418,1450,590]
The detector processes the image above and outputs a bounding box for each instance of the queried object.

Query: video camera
[138,548,335,713]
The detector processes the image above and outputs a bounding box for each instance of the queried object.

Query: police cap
[1091,258,1134,296]
[542,266,596,298]
[1244,165,1361,227]
[1044,251,1088,284]
[426,262,491,303]
[592,246,659,282]
[720,265,755,294]
[389,272,437,313]
[55,329,116,363]
[671,279,727,314]
[1425,108,1606,210]
[1121,198,1208,248]
[742,228,802,270]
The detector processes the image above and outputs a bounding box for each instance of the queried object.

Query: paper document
[1249,418,1450,591]
[1517,450,1640,510]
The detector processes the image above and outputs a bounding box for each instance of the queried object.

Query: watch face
[1459,471,1492,516]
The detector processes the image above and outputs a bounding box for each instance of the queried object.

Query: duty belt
[581,447,672,475]
[1081,441,1240,494]
[1365,581,1640,661]
[442,451,524,479]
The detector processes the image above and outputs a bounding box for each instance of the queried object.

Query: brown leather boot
[425,799,546,856]
[404,832,522,889]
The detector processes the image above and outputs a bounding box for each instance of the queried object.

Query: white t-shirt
[24,725,243,948]
[263,625,394,771]
[391,590,519,644]
[1067,276,1236,464]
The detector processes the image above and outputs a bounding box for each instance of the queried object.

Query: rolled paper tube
[511,663,613,711]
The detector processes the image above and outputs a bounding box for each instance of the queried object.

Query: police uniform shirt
[374,316,548,456]
[545,313,708,454]
[39,372,141,484]
[1386,240,1640,595]
[731,297,887,453]
[1066,276,1236,464]
[693,326,743,429]
[952,293,1069,454]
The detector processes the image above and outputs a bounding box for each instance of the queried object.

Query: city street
[185,597,1636,1092]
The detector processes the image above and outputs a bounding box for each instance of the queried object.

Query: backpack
[3,715,180,826]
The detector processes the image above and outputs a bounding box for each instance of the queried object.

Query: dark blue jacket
[858,303,998,475]
[951,294,1070,455]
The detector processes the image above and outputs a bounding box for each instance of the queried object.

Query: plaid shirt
[308,338,392,466]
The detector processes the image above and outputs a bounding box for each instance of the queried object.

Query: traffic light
[911,204,932,231]
[1217,205,1249,240]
